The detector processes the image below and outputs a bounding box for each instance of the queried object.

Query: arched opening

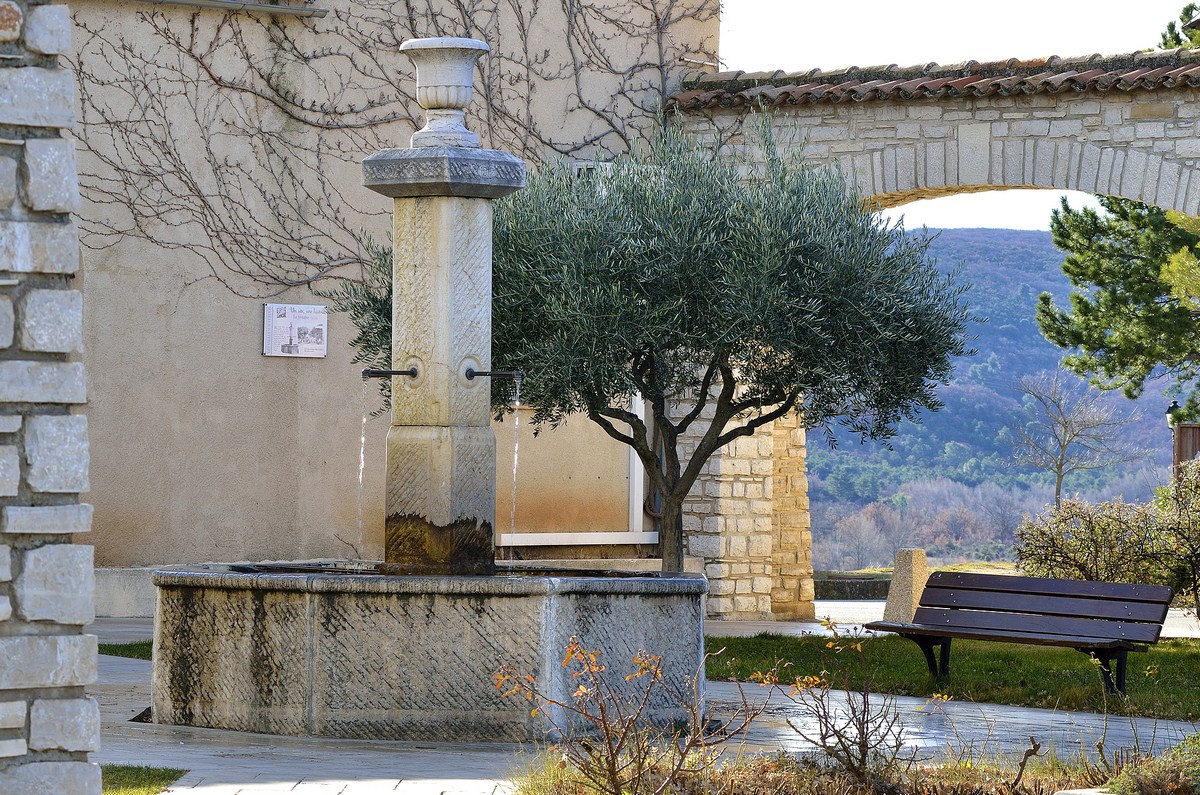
[806,187,1175,573]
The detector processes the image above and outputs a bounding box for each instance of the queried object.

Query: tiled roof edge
[682,48,1200,91]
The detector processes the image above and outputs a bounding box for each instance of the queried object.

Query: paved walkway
[91,604,1200,794]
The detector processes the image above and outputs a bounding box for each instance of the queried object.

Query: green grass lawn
[706,633,1200,721]
[101,766,185,794]
[98,640,153,660]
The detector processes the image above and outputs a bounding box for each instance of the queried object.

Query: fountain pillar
[152,35,705,745]
[362,38,525,575]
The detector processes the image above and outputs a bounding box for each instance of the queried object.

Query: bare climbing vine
[70,0,719,296]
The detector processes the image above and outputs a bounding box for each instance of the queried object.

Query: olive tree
[489,125,970,572]
[328,124,970,572]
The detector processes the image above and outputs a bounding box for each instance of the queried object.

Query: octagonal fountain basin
[151,563,707,741]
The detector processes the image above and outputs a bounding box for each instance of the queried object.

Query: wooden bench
[864,572,1174,693]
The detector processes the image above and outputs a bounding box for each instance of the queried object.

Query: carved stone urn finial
[399,37,489,149]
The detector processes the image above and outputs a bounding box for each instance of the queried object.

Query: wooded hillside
[807,228,1173,568]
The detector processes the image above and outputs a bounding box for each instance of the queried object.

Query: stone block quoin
[0,1,100,790]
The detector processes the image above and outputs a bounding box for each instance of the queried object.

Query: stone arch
[671,50,1200,619]
[673,53,1200,217]
[680,102,1200,216]
[852,137,1200,214]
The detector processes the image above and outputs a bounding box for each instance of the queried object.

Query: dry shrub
[495,640,774,795]
[1015,498,1162,583]
[778,622,922,790]
[517,750,1107,795]
[1109,734,1200,795]
[1016,459,1200,612]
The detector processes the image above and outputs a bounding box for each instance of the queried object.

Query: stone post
[883,548,928,623]
[0,2,101,791]
[362,38,524,575]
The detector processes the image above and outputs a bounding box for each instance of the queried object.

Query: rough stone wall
[0,2,100,791]
[682,90,1200,215]
[681,414,813,621]
[769,414,813,620]
[680,397,776,620]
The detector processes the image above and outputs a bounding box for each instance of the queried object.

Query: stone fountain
[150,37,706,741]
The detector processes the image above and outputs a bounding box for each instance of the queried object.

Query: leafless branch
[70,0,718,296]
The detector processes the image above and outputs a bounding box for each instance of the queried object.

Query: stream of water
[355,379,368,558]
[507,377,522,563]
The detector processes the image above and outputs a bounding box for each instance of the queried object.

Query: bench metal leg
[1086,650,1128,695]
[905,635,951,680]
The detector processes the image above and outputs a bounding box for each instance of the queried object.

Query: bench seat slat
[911,606,1162,643]
[864,621,1146,650]
[919,588,1169,624]
[925,572,1173,604]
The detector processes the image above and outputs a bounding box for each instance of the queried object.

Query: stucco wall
[495,410,631,538]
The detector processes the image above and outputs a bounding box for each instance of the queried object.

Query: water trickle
[355,379,368,559]
[508,376,523,562]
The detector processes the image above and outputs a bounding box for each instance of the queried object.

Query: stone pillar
[679,399,817,621]
[770,414,815,620]
[883,548,928,623]
[680,385,776,620]
[362,38,524,575]
[0,2,102,791]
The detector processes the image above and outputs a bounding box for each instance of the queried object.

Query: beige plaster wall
[82,261,383,565]
[72,0,717,567]
[495,410,630,538]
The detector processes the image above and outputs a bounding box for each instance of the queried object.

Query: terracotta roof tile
[668,49,1200,111]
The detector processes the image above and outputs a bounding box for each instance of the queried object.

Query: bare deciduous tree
[1009,368,1145,506]
[833,513,887,571]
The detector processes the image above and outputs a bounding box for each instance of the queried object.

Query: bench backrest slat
[926,572,1173,604]
[919,588,1170,624]
[911,606,1163,644]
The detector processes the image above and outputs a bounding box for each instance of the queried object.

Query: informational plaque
[262,303,328,358]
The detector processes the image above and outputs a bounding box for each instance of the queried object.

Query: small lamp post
[1169,400,1184,481]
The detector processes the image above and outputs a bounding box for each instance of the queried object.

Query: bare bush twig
[494,639,774,795]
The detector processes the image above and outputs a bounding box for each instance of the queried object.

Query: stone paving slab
[92,617,157,643]
[93,656,528,794]
[161,773,512,794]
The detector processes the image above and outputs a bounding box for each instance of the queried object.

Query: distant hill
[805,227,1173,507]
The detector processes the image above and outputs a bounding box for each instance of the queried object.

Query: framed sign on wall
[262,303,328,358]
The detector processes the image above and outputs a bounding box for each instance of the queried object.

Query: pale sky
[719,0,1192,230]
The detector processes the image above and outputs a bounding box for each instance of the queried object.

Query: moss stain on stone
[383,512,495,575]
